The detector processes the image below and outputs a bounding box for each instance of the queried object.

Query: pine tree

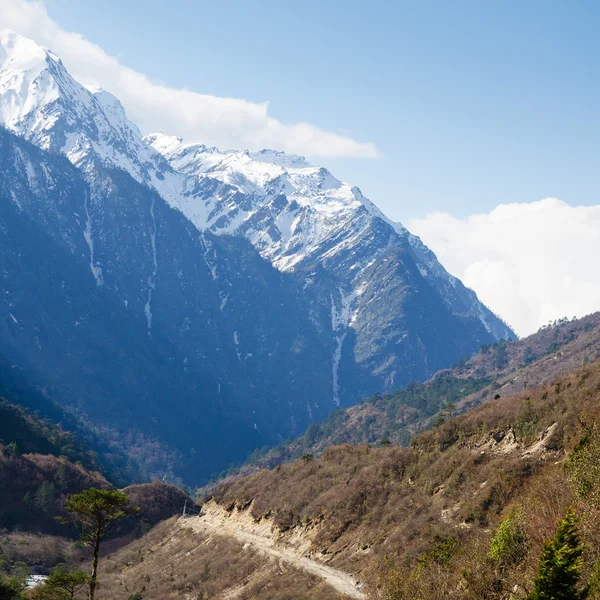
[31,564,90,600]
[60,488,138,600]
[528,508,585,600]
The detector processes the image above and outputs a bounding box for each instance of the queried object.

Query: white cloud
[0,0,378,159]
[408,198,600,337]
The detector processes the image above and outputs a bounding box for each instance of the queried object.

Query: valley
[0,16,597,600]
[1,313,596,599]
[82,321,600,598]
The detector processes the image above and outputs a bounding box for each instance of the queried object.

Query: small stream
[25,574,48,589]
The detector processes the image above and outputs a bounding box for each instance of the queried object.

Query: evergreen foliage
[31,565,90,600]
[35,482,57,515]
[528,509,585,600]
[0,574,24,600]
[0,400,90,468]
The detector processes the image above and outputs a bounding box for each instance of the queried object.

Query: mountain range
[0,29,513,484]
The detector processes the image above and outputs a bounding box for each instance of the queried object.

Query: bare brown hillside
[95,353,600,599]
[96,516,352,600]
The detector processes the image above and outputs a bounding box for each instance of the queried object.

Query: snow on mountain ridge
[0,30,513,343]
[145,133,311,171]
[0,29,187,209]
[0,29,405,277]
[146,132,407,272]
[0,30,61,140]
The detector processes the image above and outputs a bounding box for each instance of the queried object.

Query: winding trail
[182,505,366,599]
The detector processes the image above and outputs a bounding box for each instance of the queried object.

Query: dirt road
[182,503,366,599]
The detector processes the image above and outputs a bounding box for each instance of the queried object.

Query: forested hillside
[0,397,192,538]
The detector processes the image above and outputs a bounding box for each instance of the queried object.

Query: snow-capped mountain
[145,132,513,394]
[145,134,405,270]
[0,29,188,205]
[147,133,511,340]
[0,30,514,483]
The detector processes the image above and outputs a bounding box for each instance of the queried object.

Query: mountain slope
[1,29,513,483]
[100,356,600,599]
[230,313,600,476]
[97,516,350,600]
[0,126,332,483]
[0,397,112,533]
[148,133,514,395]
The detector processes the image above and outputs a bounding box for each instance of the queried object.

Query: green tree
[0,573,24,600]
[35,481,57,514]
[494,342,508,369]
[0,553,9,574]
[567,425,600,510]
[523,347,536,366]
[54,463,69,491]
[60,488,137,600]
[527,508,585,600]
[5,443,19,460]
[31,565,90,600]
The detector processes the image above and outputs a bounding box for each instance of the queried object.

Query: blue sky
[43,0,600,222]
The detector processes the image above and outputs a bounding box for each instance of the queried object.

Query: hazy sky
[3,0,600,335]
[41,0,600,221]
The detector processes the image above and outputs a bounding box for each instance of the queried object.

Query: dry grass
[96,517,347,600]
[206,357,600,598]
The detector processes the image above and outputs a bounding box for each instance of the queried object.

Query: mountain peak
[1,29,514,352]
[247,148,311,169]
[144,132,186,156]
[0,28,50,63]
[0,31,185,204]
[0,30,60,136]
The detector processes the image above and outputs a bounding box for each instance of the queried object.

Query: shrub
[489,509,528,567]
[567,427,600,509]
[0,573,24,600]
